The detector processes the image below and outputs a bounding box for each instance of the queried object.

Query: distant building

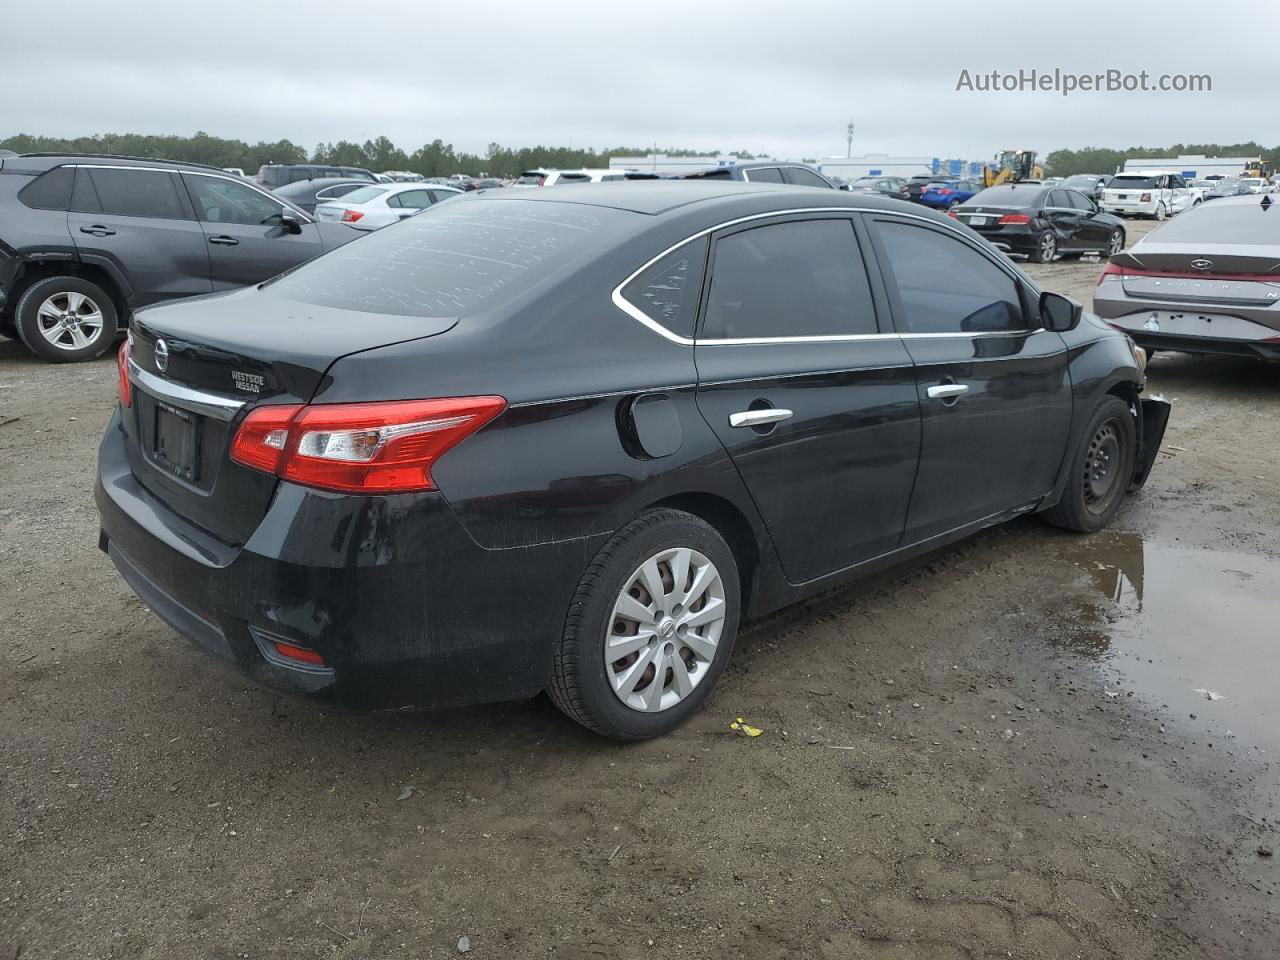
[1122,155,1262,179]
[608,152,985,180]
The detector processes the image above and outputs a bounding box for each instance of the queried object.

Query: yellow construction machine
[982,149,1044,187]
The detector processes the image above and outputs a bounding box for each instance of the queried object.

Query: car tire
[1041,396,1138,534]
[1103,228,1125,258]
[1031,231,1057,263]
[548,508,741,740]
[1153,203,1167,221]
[15,276,119,363]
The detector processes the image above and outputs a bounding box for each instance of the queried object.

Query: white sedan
[315,182,463,230]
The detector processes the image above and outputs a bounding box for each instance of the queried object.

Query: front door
[181,173,327,290]
[865,215,1073,544]
[693,215,921,583]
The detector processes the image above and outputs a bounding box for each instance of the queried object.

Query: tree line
[0,131,755,178]
[1043,142,1277,177]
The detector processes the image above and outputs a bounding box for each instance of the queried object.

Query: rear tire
[1103,228,1125,258]
[548,509,741,740]
[1041,396,1138,533]
[1153,203,1167,221]
[15,276,118,363]
[1031,231,1058,263]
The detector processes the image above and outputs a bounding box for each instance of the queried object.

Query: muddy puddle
[1047,529,1279,755]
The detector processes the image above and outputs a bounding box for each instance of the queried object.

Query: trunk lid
[1110,245,1280,309]
[124,287,458,546]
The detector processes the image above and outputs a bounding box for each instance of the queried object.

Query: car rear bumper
[1094,293,1280,358]
[95,407,599,710]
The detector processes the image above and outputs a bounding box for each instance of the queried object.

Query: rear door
[1065,189,1110,247]
[865,215,1072,544]
[67,165,212,307]
[181,173,327,289]
[693,215,921,583]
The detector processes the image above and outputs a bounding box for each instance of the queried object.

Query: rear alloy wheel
[1031,231,1058,263]
[1041,395,1137,533]
[15,276,118,362]
[1153,203,1167,221]
[1104,229,1125,258]
[548,509,740,740]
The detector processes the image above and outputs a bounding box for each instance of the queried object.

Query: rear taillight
[230,396,506,494]
[939,188,953,195]
[997,213,1031,225]
[946,209,960,219]
[1140,193,1152,202]
[340,209,364,222]
[1097,261,1124,286]
[117,339,132,408]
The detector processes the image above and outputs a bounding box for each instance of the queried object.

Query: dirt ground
[3,218,1279,959]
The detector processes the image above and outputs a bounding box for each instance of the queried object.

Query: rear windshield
[1146,201,1280,244]
[337,186,387,204]
[1109,176,1159,189]
[516,172,545,185]
[265,199,624,317]
[1061,176,1098,186]
[965,185,1044,207]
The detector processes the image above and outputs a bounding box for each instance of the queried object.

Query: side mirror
[280,214,303,235]
[1040,291,1082,332]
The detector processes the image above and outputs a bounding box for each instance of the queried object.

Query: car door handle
[79,225,115,237]
[729,408,793,428]
[208,235,240,246]
[926,384,970,400]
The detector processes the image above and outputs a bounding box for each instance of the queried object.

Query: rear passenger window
[620,236,709,340]
[744,167,784,183]
[78,168,188,220]
[702,219,877,339]
[872,221,1024,334]
[784,167,831,188]
[18,166,75,210]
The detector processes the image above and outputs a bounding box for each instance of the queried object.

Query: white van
[1101,171,1201,220]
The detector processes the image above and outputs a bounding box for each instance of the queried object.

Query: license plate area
[152,401,200,483]
[965,215,993,227]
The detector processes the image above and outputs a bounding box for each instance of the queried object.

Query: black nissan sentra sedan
[95,182,1169,740]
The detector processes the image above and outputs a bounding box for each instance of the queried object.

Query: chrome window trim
[128,359,245,421]
[611,205,1039,346]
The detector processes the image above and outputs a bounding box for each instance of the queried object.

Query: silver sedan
[314,182,463,230]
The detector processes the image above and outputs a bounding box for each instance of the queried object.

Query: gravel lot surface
[3,218,1278,958]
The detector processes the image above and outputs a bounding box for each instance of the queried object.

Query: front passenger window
[873,221,1025,334]
[185,175,288,226]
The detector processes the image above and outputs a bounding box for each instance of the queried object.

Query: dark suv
[256,164,377,188]
[673,161,837,188]
[0,154,360,362]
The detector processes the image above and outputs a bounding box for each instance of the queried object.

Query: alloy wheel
[36,291,106,351]
[605,546,726,713]
[1040,233,1056,261]
[1155,204,1166,221]
[1083,419,1123,515]
[1108,231,1124,256]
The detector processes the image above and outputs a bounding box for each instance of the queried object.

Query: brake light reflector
[230,396,507,493]
[1140,193,1152,202]
[117,339,132,408]
[274,641,326,666]
[340,209,364,222]
[997,213,1031,225]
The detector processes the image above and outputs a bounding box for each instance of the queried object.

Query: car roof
[1113,170,1181,177]
[14,152,225,173]
[447,180,947,218]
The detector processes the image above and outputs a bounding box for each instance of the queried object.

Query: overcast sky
[2,0,1274,161]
